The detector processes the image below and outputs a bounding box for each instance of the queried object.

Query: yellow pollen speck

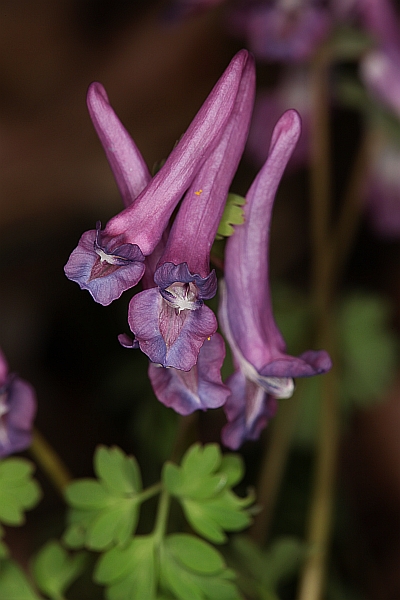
[194,189,203,196]
[207,336,211,341]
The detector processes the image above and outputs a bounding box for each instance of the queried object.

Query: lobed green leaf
[32,540,87,599]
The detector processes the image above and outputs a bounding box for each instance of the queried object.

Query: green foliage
[160,534,242,600]
[338,293,397,409]
[94,535,156,600]
[228,535,308,600]
[0,458,41,526]
[0,560,42,600]
[32,540,87,600]
[64,445,143,550]
[162,443,254,543]
[216,194,246,240]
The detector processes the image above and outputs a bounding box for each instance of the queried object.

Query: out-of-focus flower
[229,0,332,63]
[0,349,36,457]
[246,67,311,169]
[219,110,332,449]
[364,136,400,237]
[65,51,250,305]
[127,51,256,371]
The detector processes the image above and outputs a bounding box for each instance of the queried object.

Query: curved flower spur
[127,53,256,371]
[64,50,251,306]
[219,109,332,450]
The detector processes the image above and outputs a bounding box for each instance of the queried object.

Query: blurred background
[2,1,400,598]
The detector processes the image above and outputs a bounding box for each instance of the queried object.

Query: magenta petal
[148,333,230,415]
[64,228,145,306]
[221,370,278,450]
[128,288,217,370]
[87,82,151,207]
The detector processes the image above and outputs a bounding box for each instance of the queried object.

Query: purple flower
[127,52,256,371]
[0,349,36,457]
[65,51,251,305]
[120,235,230,414]
[148,333,230,415]
[219,110,332,449]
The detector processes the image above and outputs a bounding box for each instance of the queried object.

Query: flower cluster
[65,50,331,448]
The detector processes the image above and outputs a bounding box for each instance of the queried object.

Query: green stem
[297,47,339,600]
[153,488,171,546]
[136,482,163,504]
[29,428,72,496]
[249,395,300,545]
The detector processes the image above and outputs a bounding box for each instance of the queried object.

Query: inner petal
[162,282,202,312]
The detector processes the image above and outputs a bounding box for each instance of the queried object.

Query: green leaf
[229,535,308,596]
[160,534,243,600]
[163,444,253,544]
[0,459,41,526]
[0,560,42,600]
[94,445,141,495]
[94,536,156,600]
[32,540,87,599]
[166,534,225,575]
[64,446,143,550]
[216,194,246,240]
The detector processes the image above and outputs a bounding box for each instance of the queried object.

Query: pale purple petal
[148,333,229,414]
[87,82,151,207]
[357,0,400,51]
[221,370,278,450]
[64,226,145,306]
[105,50,252,256]
[224,110,302,370]
[128,288,217,370]
[260,350,333,378]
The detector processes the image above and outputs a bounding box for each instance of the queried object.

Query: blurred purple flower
[229,0,331,63]
[128,51,256,371]
[65,51,250,305]
[0,349,36,457]
[219,110,332,449]
[246,67,311,169]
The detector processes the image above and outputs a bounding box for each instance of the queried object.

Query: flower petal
[87,82,151,207]
[105,50,252,256]
[221,369,278,450]
[0,377,36,458]
[223,110,302,369]
[64,228,145,305]
[128,289,217,370]
[148,333,230,414]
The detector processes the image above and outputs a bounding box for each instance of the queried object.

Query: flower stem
[297,46,339,600]
[249,395,300,545]
[29,428,72,496]
[153,487,171,546]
